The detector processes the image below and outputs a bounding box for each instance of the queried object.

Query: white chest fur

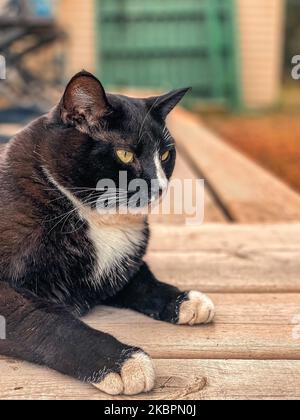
[82,211,147,286]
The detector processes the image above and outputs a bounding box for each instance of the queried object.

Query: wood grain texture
[0,359,299,400]
[149,224,300,252]
[170,110,300,222]
[145,250,300,293]
[147,225,300,293]
[84,294,300,326]
[80,295,300,360]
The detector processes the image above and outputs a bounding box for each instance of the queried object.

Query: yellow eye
[116,150,134,164]
[161,151,170,162]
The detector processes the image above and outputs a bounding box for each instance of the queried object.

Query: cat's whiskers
[45,187,104,192]
[45,188,129,205]
[45,189,98,205]
[47,206,81,235]
[46,189,130,234]
[58,197,130,234]
[163,126,169,137]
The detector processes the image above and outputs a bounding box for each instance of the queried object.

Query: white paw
[93,352,155,396]
[178,291,215,326]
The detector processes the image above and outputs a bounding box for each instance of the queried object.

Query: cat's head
[47,71,190,210]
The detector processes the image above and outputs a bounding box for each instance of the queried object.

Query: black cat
[0,71,215,396]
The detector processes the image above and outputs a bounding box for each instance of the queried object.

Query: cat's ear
[147,88,191,119]
[60,70,111,129]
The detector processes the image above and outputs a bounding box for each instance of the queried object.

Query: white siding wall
[57,0,96,77]
[236,0,286,109]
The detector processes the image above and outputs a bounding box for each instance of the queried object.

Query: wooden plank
[1,293,296,368]
[145,250,300,293]
[0,359,299,400]
[85,294,300,326]
[0,293,299,399]
[149,224,300,252]
[214,293,300,325]
[169,109,300,222]
[81,295,300,360]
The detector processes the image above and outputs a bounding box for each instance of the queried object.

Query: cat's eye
[161,151,170,162]
[116,150,134,164]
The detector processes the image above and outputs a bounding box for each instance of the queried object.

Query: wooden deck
[1,110,300,400]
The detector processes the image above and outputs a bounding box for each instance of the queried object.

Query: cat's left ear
[60,70,111,130]
[147,87,191,119]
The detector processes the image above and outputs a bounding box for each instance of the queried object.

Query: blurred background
[1,0,300,195]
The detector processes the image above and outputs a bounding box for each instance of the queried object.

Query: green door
[95,0,239,106]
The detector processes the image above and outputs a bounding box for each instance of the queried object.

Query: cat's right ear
[60,70,111,130]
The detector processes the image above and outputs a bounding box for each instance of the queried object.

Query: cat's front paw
[93,351,155,396]
[177,291,215,326]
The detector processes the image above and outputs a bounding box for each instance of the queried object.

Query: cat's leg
[0,281,155,396]
[105,263,215,325]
